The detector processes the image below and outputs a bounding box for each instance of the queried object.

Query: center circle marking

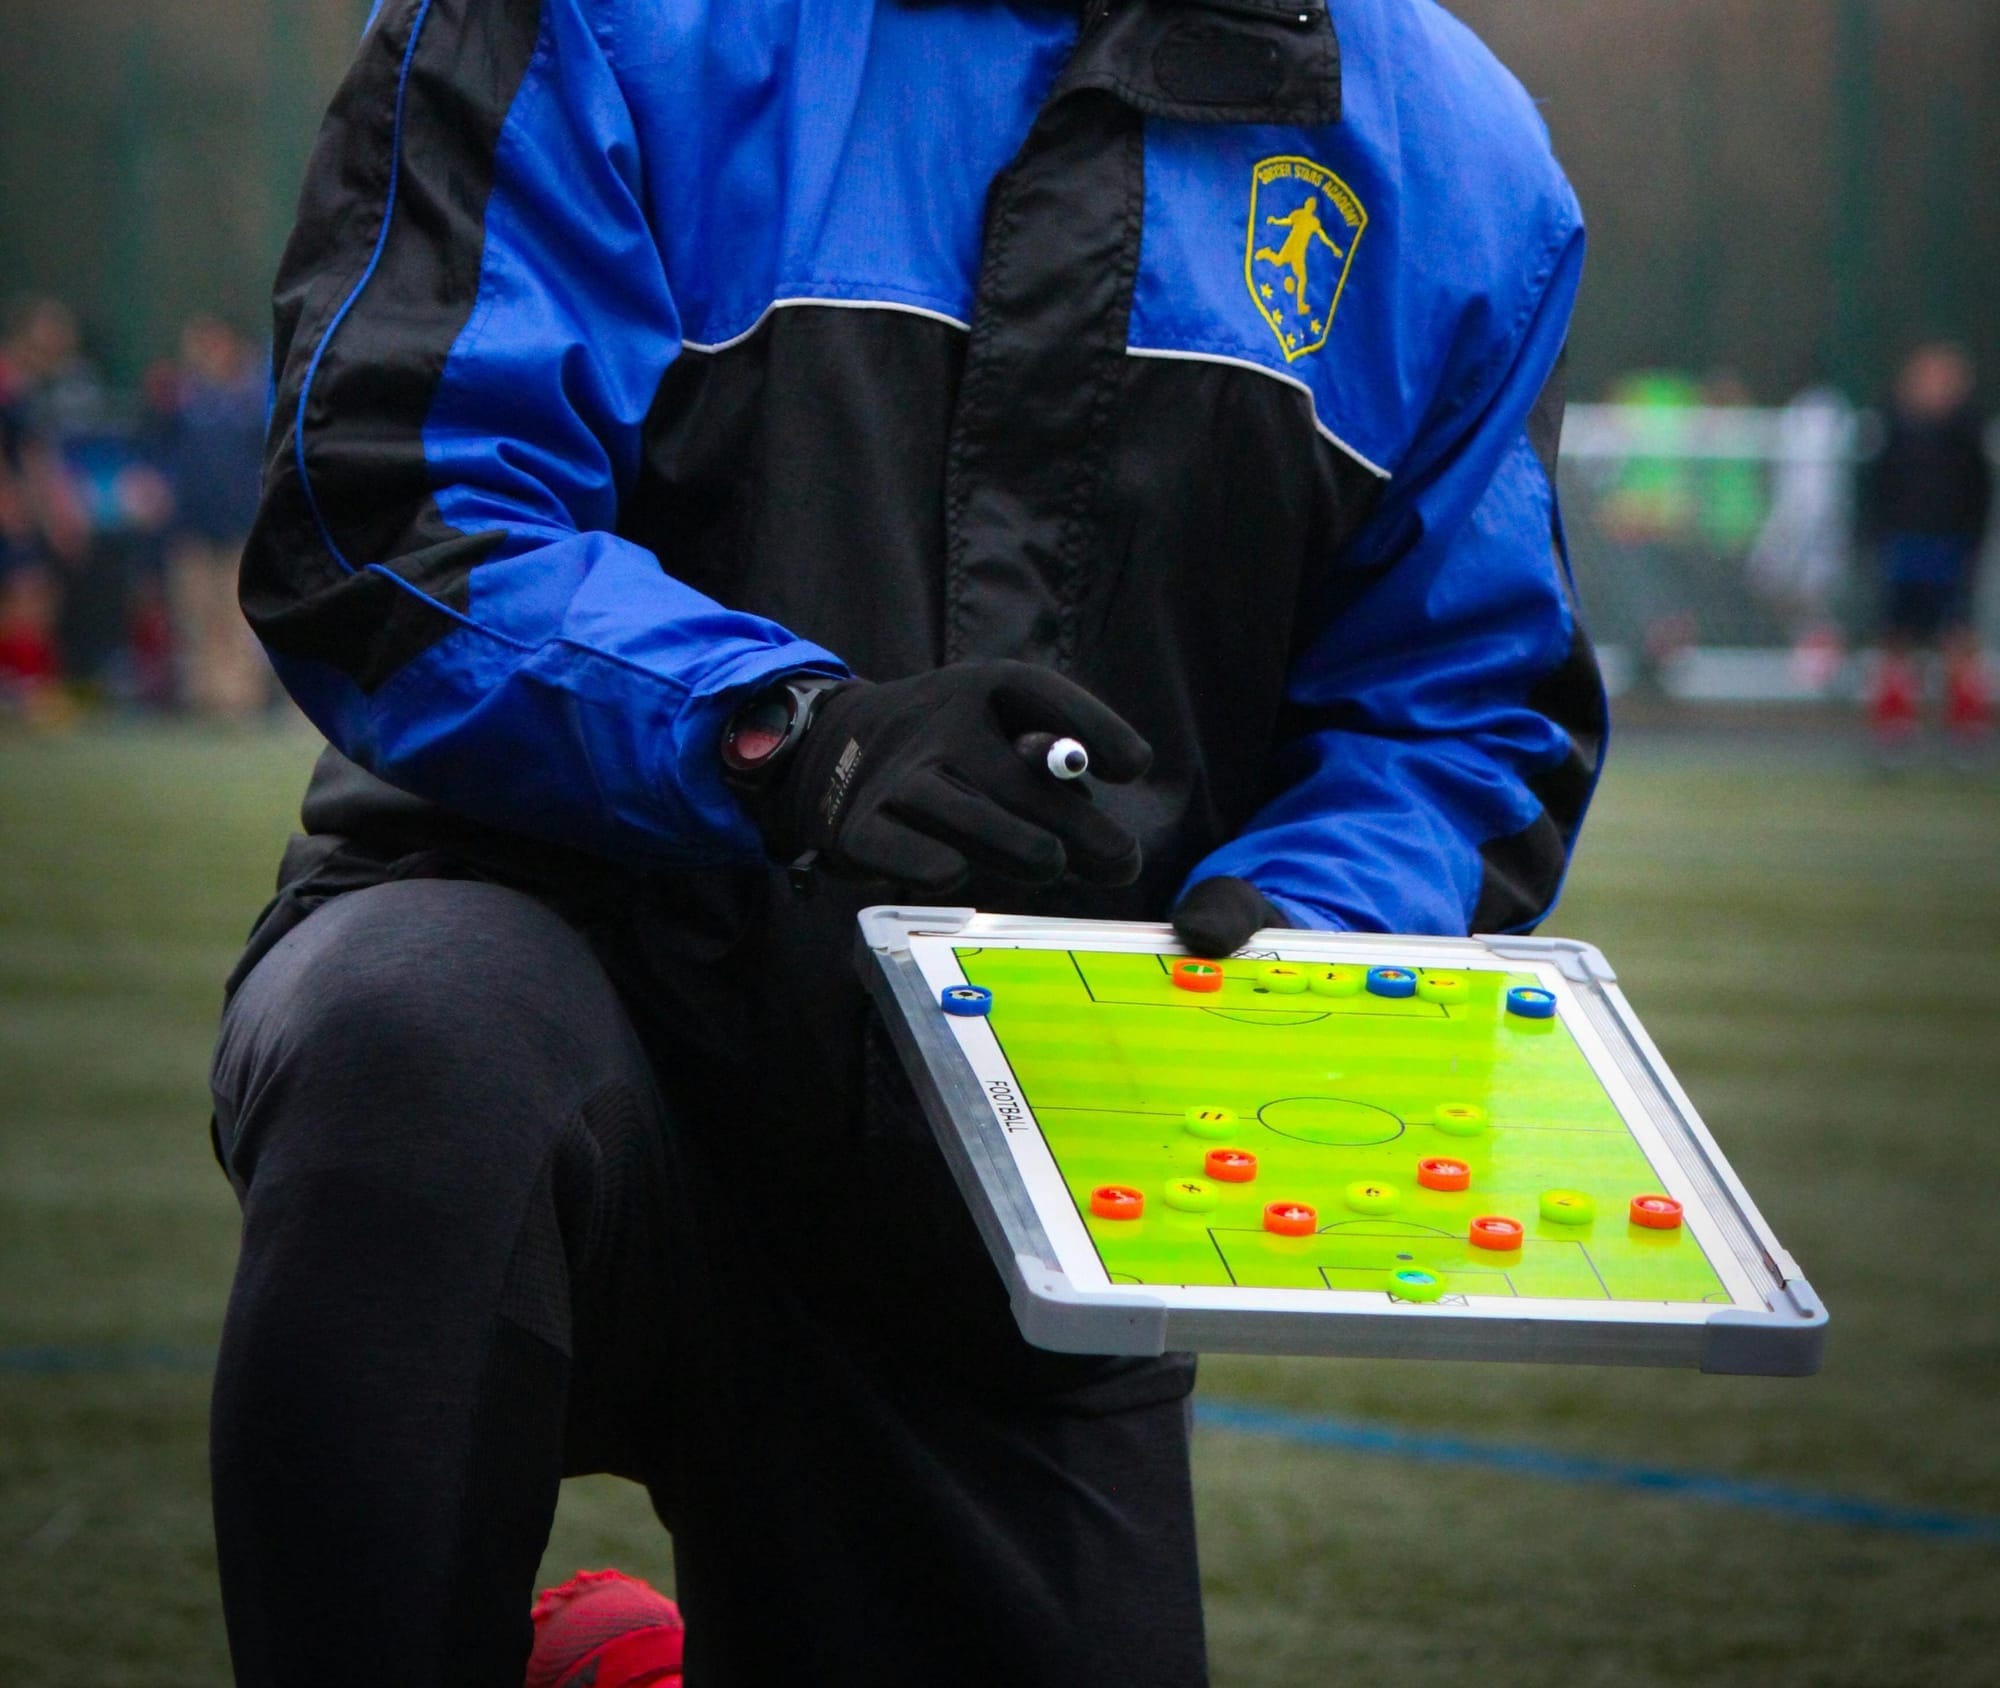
[1257,1096,1406,1147]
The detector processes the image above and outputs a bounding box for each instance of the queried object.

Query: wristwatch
[719,673,849,789]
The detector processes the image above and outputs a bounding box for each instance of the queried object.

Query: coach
[210,1,1603,1681]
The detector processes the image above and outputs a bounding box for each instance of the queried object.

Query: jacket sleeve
[1182,221,1604,936]
[243,0,843,865]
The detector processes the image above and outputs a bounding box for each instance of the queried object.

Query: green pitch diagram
[953,947,1730,1305]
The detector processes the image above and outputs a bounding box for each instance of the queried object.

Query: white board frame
[858,907,1826,1376]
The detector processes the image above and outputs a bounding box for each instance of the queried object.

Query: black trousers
[209,876,1206,1686]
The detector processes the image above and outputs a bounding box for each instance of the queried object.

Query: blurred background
[1,2,1996,1683]
[4,0,1997,714]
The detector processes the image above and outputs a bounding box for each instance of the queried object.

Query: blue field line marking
[1194,1400,2000,1545]
[0,1345,216,1376]
[6,1348,1994,1544]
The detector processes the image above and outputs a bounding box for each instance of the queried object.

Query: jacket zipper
[1184,0,1325,26]
[1087,0,1323,25]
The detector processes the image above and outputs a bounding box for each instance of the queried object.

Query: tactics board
[859,908,1826,1375]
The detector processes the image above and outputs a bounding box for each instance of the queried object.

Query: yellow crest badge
[1245,156,1366,363]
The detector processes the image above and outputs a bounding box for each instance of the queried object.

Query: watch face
[722,692,796,772]
[729,721,788,766]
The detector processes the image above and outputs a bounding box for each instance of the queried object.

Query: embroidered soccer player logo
[1245,156,1366,363]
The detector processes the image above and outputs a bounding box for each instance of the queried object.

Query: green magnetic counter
[860,909,1827,1376]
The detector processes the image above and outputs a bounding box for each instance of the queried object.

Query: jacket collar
[1059,0,1341,126]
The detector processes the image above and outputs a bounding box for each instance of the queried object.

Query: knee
[212,879,635,1211]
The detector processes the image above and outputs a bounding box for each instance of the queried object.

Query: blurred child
[0,306,71,718]
[165,316,270,718]
[1748,381,1854,692]
[1864,344,1993,755]
[9,297,175,702]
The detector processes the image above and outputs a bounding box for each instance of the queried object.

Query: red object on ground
[1416,1157,1471,1192]
[1945,654,1992,737]
[1089,1185,1145,1221]
[1870,655,1921,742]
[528,1569,685,1688]
[1171,959,1225,994]
[1263,1201,1317,1237]
[1629,1194,1685,1230]
[1468,1215,1524,1251]
[1205,1148,1258,1182]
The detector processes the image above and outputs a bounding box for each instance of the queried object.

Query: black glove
[1171,876,1287,958]
[754,661,1152,892]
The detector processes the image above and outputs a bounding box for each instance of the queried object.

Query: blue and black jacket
[246,0,1603,1089]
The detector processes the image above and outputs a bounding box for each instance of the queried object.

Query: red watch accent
[720,675,846,782]
[727,721,788,766]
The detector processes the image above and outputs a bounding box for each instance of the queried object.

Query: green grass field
[3,723,1998,1684]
